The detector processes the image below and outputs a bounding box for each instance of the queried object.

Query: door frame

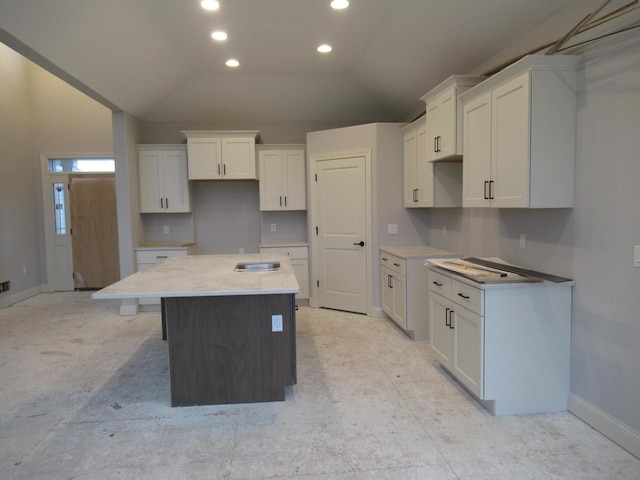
[308,148,373,315]
[40,152,114,291]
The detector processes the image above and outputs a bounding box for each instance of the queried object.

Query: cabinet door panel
[426,100,441,162]
[439,87,457,158]
[162,150,191,213]
[222,137,256,179]
[430,293,452,366]
[187,137,222,179]
[139,151,164,213]
[290,259,309,299]
[403,130,418,207]
[463,92,492,207]
[392,273,407,329]
[259,151,284,210]
[491,73,530,208]
[381,267,394,318]
[451,307,484,398]
[283,150,306,210]
[416,125,434,207]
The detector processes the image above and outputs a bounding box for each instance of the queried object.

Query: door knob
[353,241,365,247]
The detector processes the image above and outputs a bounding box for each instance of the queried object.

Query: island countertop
[92,253,299,299]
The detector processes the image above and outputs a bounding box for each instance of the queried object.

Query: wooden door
[316,156,367,314]
[69,175,120,289]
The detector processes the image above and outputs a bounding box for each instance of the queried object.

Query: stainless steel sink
[234,261,281,272]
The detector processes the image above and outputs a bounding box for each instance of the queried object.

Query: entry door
[69,175,120,289]
[47,177,74,291]
[316,156,367,314]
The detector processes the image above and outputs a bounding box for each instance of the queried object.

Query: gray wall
[0,43,113,305]
[422,3,640,432]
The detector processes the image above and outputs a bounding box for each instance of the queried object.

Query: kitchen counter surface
[136,242,195,249]
[93,253,299,299]
[380,245,459,259]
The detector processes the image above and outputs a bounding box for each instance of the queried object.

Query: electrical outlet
[387,224,398,235]
[163,225,170,234]
[271,314,283,332]
[519,234,526,249]
[271,223,277,232]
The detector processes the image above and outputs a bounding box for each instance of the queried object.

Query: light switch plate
[634,245,640,268]
[272,314,283,332]
[388,224,398,235]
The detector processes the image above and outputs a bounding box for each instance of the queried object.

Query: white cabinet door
[451,306,484,398]
[381,268,394,317]
[404,122,433,208]
[259,150,284,210]
[290,258,309,299]
[439,87,457,158]
[162,150,190,213]
[282,149,306,210]
[221,137,256,179]
[426,98,442,162]
[139,151,164,213]
[491,73,531,208]
[430,292,453,367]
[463,92,492,207]
[403,128,418,207]
[416,125,434,207]
[187,136,222,180]
[391,272,407,329]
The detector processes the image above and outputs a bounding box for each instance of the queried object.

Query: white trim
[0,285,43,309]
[308,148,373,315]
[119,299,139,316]
[369,306,386,318]
[568,393,640,459]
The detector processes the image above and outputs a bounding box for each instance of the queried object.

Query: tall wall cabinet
[137,145,191,213]
[183,131,259,180]
[258,145,306,211]
[460,55,580,208]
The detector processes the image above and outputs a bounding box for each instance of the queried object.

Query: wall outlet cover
[271,314,283,332]
[634,245,640,268]
[388,224,398,235]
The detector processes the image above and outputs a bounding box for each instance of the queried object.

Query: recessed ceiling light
[211,31,227,41]
[317,44,332,53]
[225,59,239,67]
[330,0,349,9]
[201,0,220,11]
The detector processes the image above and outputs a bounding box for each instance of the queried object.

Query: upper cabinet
[183,131,259,180]
[460,55,580,208]
[258,145,306,211]
[137,145,191,213]
[403,119,433,208]
[403,118,463,208]
[421,76,483,162]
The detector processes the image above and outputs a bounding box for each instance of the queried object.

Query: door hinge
[317,280,319,287]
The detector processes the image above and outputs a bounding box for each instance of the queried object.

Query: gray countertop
[92,253,299,299]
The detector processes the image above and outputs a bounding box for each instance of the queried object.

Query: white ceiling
[0,0,577,123]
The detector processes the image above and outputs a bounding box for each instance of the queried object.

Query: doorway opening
[42,155,119,291]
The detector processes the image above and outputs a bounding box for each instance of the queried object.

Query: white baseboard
[0,285,43,309]
[368,306,386,318]
[568,393,640,459]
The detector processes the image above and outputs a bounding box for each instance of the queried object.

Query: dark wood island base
[164,293,296,407]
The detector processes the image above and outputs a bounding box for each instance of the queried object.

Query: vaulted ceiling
[0,0,577,123]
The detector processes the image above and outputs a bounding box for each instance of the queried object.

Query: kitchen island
[93,254,299,407]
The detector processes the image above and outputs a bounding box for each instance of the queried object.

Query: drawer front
[136,248,189,264]
[429,269,452,297]
[259,246,308,260]
[451,279,483,316]
[380,252,406,276]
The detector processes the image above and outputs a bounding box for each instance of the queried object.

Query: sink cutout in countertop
[234,261,281,272]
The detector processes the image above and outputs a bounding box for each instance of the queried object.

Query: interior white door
[45,176,74,291]
[316,156,367,314]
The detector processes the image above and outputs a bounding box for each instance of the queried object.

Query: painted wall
[0,43,113,304]
[422,1,640,435]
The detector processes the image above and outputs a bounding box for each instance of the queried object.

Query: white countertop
[380,245,459,259]
[135,242,195,250]
[92,254,299,299]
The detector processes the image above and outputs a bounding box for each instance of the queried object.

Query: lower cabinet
[429,266,573,415]
[135,245,194,307]
[259,244,309,301]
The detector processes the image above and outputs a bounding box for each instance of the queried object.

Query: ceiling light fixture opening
[201,0,220,11]
[330,0,349,10]
[317,44,333,53]
[211,31,227,41]
[225,59,240,67]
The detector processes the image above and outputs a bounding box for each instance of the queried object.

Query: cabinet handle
[218,164,221,175]
[280,196,282,206]
[433,281,443,287]
[160,198,164,209]
[393,262,400,267]
[165,198,169,209]
[382,257,388,262]
[445,307,450,327]
[484,181,489,200]
[434,137,438,153]
[223,164,226,175]
[413,188,418,202]
[437,136,441,152]
[449,309,455,329]
[489,180,494,200]
[156,255,168,259]
[457,292,470,300]
[284,196,287,207]
[388,275,393,288]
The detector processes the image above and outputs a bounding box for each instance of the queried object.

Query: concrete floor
[1,292,639,479]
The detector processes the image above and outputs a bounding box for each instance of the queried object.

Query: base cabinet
[259,245,309,300]
[429,266,572,415]
[135,245,194,306]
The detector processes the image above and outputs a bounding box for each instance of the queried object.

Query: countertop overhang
[92,253,299,300]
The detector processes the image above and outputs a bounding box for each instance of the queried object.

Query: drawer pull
[457,292,470,299]
[393,263,401,267]
[433,281,443,287]
[156,255,168,259]
[382,257,388,262]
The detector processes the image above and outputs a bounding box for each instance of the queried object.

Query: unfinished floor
[1,292,639,479]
